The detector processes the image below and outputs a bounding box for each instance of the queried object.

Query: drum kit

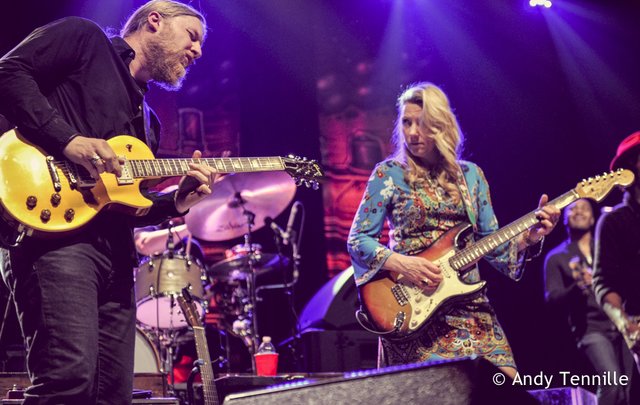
[132,171,300,379]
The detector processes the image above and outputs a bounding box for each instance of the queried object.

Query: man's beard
[143,35,187,91]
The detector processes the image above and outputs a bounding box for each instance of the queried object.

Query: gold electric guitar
[358,169,635,339]
[177,288,219,405]
[0,129,323,244]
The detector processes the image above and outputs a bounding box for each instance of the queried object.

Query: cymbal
[207,253,289,281]
[185,171,296,241]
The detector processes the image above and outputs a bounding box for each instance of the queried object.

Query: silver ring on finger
[90,154,102,164]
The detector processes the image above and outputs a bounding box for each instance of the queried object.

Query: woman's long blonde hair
[389,82,465,202]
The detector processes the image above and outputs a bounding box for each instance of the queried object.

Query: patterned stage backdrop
[316,63,398,278]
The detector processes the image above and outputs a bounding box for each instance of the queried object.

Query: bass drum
[135,253,205,329]
[134,327,161,373]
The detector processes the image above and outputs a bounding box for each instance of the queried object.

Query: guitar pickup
[46,156,62,192]
[116,160,134,185]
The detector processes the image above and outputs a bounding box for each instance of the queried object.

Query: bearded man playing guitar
[347,82,560,381]
[0,2,214,404]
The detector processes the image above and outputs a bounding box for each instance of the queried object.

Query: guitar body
[359,222,486,338]
[0,129,156,237]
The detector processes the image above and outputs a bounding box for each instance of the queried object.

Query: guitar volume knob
[40,209,51,223]
[64,209,75,222]
[51,193,62,207]
[26,196,37,210]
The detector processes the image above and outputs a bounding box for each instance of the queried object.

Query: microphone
[265,216,288,244]
[166,220,175,257]
[286,201,302,241]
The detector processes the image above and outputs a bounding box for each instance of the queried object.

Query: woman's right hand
[384,253,443,290]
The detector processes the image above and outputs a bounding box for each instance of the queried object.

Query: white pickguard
[395,249,486,331]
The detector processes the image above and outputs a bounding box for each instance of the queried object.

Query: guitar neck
[193,326,219,405]
[129,156,285,178]
[450,189,580,270]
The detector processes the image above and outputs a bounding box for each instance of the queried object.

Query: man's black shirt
[0,17,182,266]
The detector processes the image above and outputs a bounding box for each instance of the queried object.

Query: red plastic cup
[254,353,279,376]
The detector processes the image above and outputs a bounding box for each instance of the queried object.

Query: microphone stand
[255,205,305,370]
[233,192,260,372]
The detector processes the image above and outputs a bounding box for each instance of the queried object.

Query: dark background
[1,0,640,383]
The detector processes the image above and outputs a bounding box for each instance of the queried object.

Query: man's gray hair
[121,0,206,38]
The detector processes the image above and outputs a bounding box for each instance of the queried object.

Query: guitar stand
[186,357,224,405]
[187,359,204,405]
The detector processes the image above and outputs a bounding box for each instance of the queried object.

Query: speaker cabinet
[1,399,178,405]
[279,328,377,372]
[223,357,538,404]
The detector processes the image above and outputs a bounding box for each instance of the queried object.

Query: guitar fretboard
[193,326,219,405]
[128,157,285,178]
[449,190,579,271]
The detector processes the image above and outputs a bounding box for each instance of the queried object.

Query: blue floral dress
[347,159,525,368]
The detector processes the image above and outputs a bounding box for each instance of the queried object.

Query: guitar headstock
[282,155,324,190]
[176,287,203,328]
[575,169,635,202]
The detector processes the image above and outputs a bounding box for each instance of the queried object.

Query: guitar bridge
[391,284,409,306]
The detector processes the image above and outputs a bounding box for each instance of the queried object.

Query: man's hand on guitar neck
[174,149,230,213]
[63,135,123,179]
[384,253,443,290]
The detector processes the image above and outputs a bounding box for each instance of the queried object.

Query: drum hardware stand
[149,245,180,397]
[230,190,261,372]
[255,203,305,369]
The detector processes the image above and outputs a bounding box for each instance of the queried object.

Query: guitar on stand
[177,287,220,405]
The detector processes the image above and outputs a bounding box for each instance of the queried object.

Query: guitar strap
[456,162,478,233]
[141,102,156,152]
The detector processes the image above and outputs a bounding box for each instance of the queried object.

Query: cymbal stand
[235,194,260,372]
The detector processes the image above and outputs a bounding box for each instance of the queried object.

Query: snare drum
[134,326,161,373]
[135,253,205,329]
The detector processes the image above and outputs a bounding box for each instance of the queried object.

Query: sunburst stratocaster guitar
[359,169,635,339]
[0,129,323,243]
[177,287,219,405]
